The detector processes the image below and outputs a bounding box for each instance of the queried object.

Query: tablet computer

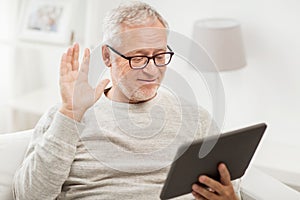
[160,123,267,200]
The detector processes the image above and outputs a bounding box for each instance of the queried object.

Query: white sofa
[0,130,299,200]
[0,130,32,200]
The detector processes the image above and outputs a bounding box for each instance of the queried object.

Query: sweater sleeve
[12,105,85,200]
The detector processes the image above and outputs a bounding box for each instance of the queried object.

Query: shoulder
[34,103,61,133]
[158,89,220,136]
[158,88,211,119]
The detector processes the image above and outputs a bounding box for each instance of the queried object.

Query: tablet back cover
[160,123,267,200]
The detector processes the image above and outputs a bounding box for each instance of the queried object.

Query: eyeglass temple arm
[167,45,173,52]
[106,45,128,59]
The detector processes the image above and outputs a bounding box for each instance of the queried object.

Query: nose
[142,58,158,75]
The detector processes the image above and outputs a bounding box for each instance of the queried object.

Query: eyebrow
[127,48,167,55]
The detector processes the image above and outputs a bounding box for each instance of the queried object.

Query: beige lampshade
[193,18,246,71]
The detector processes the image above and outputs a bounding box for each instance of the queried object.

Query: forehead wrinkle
[115,26,168,54]
[125,47,167,55]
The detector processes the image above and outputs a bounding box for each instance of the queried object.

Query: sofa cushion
[0,130,33,200]
[240,166,300,199]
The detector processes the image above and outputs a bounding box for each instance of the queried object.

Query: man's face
[108,20,169,102]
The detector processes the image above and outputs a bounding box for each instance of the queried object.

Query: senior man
[13,1,240,200]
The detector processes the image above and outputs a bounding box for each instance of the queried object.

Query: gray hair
[102,1,169,45]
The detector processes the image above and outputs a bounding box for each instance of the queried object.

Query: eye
[156,55,164,59]
[155,54,166,61]
[131,57,146,63]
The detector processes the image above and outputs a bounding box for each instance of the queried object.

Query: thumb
[94,79,110,102]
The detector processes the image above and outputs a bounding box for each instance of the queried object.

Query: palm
[59,44,109,120]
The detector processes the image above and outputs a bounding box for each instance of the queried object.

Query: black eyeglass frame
[106,45,174,69]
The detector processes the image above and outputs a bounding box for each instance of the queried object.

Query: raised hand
[59,43,110,121]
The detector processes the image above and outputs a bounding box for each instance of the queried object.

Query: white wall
[0,0,85,133]
[86,0,300,143]
[0,0,19,132]
[1,0,299,143]
[141,0,300,144]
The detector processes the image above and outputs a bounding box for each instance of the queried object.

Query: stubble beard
[119,82,158,103]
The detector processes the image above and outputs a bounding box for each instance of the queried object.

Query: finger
[94,79,110,102]
[219,163,232,186]
[66,47,73,72]
[72,43,80,71]
[192,184,218,200]
[199,176,222,194]
[60,53,68,76]
[66,47,73,64]
[192,191,207,200]
[80,48,90,74]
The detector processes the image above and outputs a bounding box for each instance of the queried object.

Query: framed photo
[19,0,73,45]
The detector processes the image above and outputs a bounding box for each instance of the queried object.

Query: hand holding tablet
[191,163,239,200]
[160,123,267,200]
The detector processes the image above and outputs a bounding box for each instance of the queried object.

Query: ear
[102,45,112,67]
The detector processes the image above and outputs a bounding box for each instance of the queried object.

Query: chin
[131,86,158,102]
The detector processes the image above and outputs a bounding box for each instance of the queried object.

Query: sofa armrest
[0,129,33,200]
[240,166,300,200]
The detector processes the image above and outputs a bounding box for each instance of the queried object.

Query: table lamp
[193,18,246,71]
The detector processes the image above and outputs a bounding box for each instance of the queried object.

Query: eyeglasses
[106,45,174,69]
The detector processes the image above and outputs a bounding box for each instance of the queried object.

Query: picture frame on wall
[18,0,73,45]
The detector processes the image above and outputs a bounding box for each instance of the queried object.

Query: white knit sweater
[13,89,239,200]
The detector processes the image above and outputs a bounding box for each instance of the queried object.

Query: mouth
[137,78,157,83]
